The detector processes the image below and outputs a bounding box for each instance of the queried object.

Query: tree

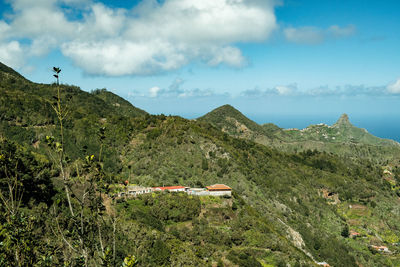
[341,224,349,238]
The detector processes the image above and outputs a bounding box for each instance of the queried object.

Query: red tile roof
[206,184,232,191]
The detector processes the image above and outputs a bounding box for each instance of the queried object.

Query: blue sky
[1,0,400,132]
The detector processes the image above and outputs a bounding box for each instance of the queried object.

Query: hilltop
[199,104,266,136]
[1,63,400,266]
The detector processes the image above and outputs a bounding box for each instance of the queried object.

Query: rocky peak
[334,113,352,127]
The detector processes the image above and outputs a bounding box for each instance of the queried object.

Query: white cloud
[61,0,93,5]
[242,84,298,96]
[62,40,189,76]
[125,0,276,44]
[0,41,25,68]
[207,46,246,67]
[241,83,400,98]
[80,4,127,39]
[145,78,221,98]
[328,24,356,38]
[284,24,356,44]
[9,0,77,39]
[284,26,324,44]
[387,79,400,94]
[177,88,215,98]
[149,86,161,98]
[0,21,11,40]
[29,36,59,56]
[0,0,277,75]
[275,85,296,95]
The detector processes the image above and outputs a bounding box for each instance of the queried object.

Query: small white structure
[115,186,152,197]
[205,184,232,196]
[126,186,152,196]
[188,188,210,196]
[152,186,189,192]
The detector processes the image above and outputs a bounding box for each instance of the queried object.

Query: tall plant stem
[54,74,74,217]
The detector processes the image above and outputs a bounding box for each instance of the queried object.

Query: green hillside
[91,88,147,117]
[0,61,26,79]
[0,65,147,172]
[1,63,400,266]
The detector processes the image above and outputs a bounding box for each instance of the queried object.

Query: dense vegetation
[1,62,400,266]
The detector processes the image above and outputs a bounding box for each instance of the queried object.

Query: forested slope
[1,62,400,266]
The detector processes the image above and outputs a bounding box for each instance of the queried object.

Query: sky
[1,0,400,137]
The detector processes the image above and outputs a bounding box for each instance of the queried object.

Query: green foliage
[0,212,37,265]
[0,138,55,205]
[122,255,138,267]
[341,224,350,238]
[120,192,201,227]
[227,249,262,267]
[149,239,170,266]
[1,63,400,266]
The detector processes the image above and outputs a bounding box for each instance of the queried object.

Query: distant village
[116,183,232,198]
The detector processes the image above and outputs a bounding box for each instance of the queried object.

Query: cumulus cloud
[284,24,355,44]
[0,0,277,75]
[387,79,400,94]
[149,86,161,98]
[146,78,223,98]
[9,0,77,39]
[275,84,297,95]
[0,41,25,68]
[0,21,11,40]
[242,84,298,96]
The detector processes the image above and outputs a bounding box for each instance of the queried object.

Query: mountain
[200,105,400,162]
[0,63,147,172]
[1,63,400,266]
[198,104,280,147]
[198,104,268,137]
